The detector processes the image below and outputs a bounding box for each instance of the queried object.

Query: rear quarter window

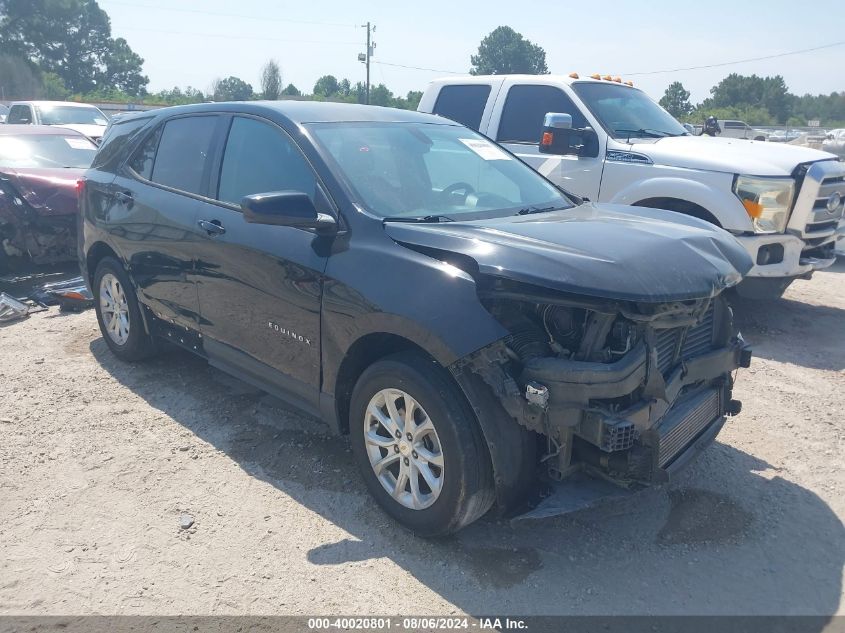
[92,116,153,170]
[432,85,491,131]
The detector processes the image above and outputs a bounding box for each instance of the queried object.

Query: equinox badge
[268,321,311,346]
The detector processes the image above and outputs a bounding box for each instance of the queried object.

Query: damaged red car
[0,125,97,270]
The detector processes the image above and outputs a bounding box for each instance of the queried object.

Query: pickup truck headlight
[733,175,795,233]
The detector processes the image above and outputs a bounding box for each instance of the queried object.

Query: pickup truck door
[192,114,330,414]
[487,79,605,200]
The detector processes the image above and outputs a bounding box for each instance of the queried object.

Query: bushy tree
[470,26,548,75]
[313,74,340,98]
[659,81,692,118]
[212,76,253,101]
[369,83,393,107]
[261,59,282,100]
[702,73,791,123]
[0,0,148,95]
[281,83,301,97]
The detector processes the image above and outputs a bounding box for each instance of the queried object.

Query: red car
[0,125,98,270]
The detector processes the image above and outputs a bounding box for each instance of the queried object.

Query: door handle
[114,191,134,207]
[198,219,226,236]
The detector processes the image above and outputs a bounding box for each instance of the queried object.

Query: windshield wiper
[615,128,671,140]
[382,214,455,223]
[517,205,562,216]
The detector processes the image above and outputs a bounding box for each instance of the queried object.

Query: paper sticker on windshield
[459,138,511,160]
[64,137,92,150]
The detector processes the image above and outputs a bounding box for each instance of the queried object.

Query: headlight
[733,175,795,233]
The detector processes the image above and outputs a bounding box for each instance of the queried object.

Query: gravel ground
[0,261,843,617]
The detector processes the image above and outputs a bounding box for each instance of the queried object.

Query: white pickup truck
[418,75,844,298]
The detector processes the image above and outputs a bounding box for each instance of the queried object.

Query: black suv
[80,102,752,536]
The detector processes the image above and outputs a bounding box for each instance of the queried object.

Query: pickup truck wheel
[349,352,495,536]
[93,257,156,361]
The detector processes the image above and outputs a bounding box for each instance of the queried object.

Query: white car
[822,129,845,157]
[5,101,108,143]
[419,74,844,298]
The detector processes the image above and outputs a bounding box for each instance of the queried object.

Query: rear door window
[8,105,33,124]
[432,85,491,131]
[150,116,218,195]
[497,85,587,144]
[217,116,316,205]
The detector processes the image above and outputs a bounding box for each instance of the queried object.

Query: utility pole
[358,22,375,105]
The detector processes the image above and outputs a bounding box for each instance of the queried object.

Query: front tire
[349,352,494,536]
[93,257,157,361]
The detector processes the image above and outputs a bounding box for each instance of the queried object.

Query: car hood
[49,123,106,140]
[0,167,84,217]
[626,135,838,176]
[384,203,753,303]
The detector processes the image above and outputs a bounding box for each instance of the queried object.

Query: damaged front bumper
[452,293,752,518]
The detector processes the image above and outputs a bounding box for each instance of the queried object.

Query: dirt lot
[1,261,843,617]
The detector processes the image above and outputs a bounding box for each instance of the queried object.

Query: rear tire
[93,257,157,361]
[349,352,495,536]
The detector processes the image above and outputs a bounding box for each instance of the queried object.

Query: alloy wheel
[99,272,130,345]
[363,388,444,510]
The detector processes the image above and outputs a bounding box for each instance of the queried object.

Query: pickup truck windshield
[35,105,108,126]
[571,83,688,140]
[308,122,572,220]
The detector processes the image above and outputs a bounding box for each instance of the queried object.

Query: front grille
[800,172,845,237]
[654,303,716,376]
[657,388,721,467]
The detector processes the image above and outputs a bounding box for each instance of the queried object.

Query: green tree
[260,59,282,100]
[470,26,548,75]
[369,83,394,107]
[0,0,148,95]
[704,73,792,123]
[313,74,340,98]
[659,81,692,118]
[213,76,253,101]
[101,37,148,95]
[281,83,301,97]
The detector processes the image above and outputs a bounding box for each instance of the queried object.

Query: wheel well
[333,333,439,435]
[633,197,722,228]
[85,242,119,285]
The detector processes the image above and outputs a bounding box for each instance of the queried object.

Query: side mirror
[539,112,598,157]
[241,191,336,233]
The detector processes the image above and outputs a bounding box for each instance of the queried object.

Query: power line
[113,25,360,46]
[99,0,357,28]
[623,40,845,76]
[373,61,464,74]
[377,40,845,78]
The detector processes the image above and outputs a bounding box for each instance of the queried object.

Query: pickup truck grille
[657,388,722,467]
[655,303,716,376]
[789,162,845,243]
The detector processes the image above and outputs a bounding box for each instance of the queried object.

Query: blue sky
[100,0,845,103]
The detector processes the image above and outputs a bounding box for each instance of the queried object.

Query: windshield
[572,83,688,140]
[308,122,572,220]
[36,105,108,126]
[0,134,97,168]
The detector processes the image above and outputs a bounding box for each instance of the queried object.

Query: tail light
[76,179,85,198]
